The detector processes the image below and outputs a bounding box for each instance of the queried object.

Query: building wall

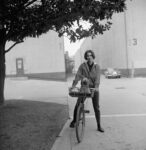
[6,31,66,80]
[74,0,146,77]
[125,0,146,76]
[92,11,128,75]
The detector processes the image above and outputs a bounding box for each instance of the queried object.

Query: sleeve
[72,64,84,87]
[95,64,100,88]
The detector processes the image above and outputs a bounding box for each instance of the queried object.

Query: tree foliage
[0,0,126,44]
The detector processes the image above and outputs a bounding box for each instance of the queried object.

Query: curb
[51,119,71,150]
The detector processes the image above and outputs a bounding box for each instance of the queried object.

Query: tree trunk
[0,61,5,105]
[0,29,6,105]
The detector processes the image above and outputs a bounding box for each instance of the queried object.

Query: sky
[63,20,91,57]
[64,36,84,57]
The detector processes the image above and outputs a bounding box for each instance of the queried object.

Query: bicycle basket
[69,90,92,98]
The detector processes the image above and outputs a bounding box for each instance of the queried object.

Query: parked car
[104,68,121,79]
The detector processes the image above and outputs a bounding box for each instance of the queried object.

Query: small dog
[80,78,90,94]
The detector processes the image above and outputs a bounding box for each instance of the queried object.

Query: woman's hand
[69,86,79,92]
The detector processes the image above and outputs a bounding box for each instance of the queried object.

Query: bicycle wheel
[75,103,85,143]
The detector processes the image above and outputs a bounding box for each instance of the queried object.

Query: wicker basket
[69,91,93,98]
[69,87,95,98]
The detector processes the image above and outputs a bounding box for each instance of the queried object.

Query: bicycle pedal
[84,110,90,113]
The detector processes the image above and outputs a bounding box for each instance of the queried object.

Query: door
[16,58,24,76]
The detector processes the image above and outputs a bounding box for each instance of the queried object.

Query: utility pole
[124,10,130,77]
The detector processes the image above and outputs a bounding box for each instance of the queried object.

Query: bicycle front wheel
[75,103,85,143]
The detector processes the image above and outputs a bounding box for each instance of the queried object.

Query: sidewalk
[51,76,146,150]
[51,117,146,150]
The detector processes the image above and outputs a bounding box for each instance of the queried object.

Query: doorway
[16,58,24,76]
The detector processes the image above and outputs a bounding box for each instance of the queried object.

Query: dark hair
[84,50,95,60]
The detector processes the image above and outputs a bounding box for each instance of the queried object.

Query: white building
[74,0,146,77]
[6,31,66,80]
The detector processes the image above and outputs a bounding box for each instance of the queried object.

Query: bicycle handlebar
[69,87,96,98]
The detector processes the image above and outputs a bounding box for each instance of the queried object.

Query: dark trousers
[72,91,101,128]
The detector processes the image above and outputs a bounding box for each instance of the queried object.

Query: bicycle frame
[77,95,86,104]
[69,87,95,143]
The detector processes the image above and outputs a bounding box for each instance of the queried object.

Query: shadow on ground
[0,100,68,150]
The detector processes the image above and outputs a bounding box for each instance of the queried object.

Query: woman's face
[86,52,94,63]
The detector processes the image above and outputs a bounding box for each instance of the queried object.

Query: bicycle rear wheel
[75,103,85,143]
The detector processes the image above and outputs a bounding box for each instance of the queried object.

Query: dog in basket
[80,78,90,94]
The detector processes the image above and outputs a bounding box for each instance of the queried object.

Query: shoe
[70,121,75,128]
[97,127,104,133]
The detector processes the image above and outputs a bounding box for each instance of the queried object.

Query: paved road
[5,77,68,104]
[55,76,146,150]
[4,76,146,150]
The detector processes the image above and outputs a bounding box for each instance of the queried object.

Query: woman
[70,50,104,132]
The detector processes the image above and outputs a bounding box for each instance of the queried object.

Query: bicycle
[69,87,95,143]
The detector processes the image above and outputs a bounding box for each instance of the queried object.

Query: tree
[0,0,126,105]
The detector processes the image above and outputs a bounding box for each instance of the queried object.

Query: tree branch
[5,40,24,53]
